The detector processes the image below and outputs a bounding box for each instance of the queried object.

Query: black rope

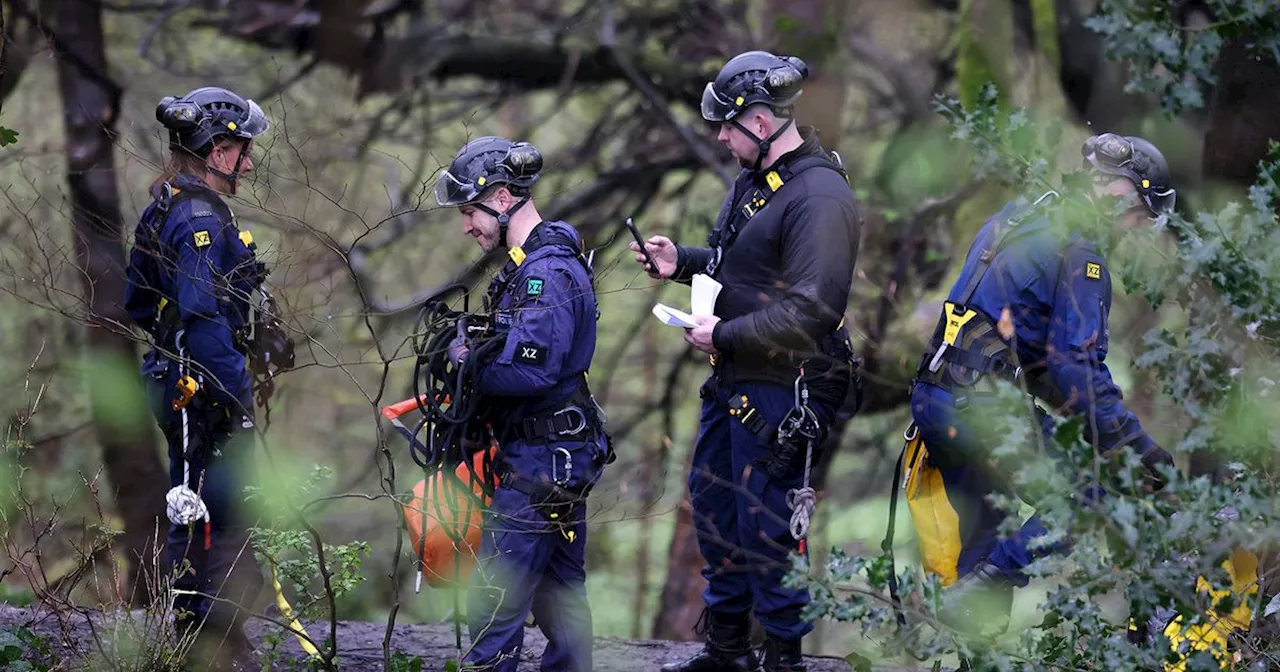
[406,289,505,504]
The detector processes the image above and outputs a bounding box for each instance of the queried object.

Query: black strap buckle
[518,403,594,442]
[727,393,774,442]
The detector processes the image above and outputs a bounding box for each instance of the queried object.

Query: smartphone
[626,217,659,273]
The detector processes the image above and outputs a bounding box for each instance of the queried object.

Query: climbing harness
[144,182,296,428]
[778,367,822,553]
[725,363,825,553]
[704,152,847,278]
[913,192,1059,397]
[239,273,296,426]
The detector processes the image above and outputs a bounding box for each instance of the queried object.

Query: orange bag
[382,396,497,589]
[402,444,496,588]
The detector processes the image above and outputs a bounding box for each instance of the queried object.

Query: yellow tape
[268,557,321,658]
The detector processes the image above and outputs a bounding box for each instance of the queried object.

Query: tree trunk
[53,0,166,606]
[650,481,708,641]
[762,0,848,146]
[631,318,659,638]
[1201,36,1280,192]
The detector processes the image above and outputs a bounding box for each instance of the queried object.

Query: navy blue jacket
[124,174,260,408]
[940,197,1159,456]
[476,221,597,416]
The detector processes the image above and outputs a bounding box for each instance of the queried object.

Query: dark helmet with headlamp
[701,50,809,171]
[434,136,544,246]
[156,86,269,189]
[1081,133,1176,216]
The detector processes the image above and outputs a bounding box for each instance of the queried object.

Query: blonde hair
[149,137,240,193]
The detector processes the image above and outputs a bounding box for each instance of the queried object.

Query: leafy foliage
[389,650,426,672]
[1086,0,1280,115]
[247,465,372,669]
[797,87,1280,670]
[0,625,53,671]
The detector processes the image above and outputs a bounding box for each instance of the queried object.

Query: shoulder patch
[193,230,212,248]
[526,277,545,296]
[1085,261,1102,280]
[515,342,546,365]
[186,197,221,219]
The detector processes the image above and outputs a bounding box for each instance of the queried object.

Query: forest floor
[0,603,868,671]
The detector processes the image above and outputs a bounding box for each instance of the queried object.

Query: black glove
[180,396,235,463]
[1140,445,1175,491]
[448,333,469,367]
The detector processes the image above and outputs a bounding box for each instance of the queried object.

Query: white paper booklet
[691,274,723,315]
[652,273,723,328]
[652,304,699,328]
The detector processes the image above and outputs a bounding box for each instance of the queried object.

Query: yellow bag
[1146,547,1259,672]
[898,424,963,587]
[897,423,1258,668]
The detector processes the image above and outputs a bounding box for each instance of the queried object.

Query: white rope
[165,331,210,531]
[786,436,816,541]
[166,484,210,526]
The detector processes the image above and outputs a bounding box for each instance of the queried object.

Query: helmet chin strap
[476,197,530,248]
[732,115,795,171]
[205,146,248,194]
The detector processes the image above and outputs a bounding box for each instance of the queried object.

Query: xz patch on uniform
[526,277,544,296]
[193,230,212,248]
[1085,262,1102,280]
[516,342,546,365]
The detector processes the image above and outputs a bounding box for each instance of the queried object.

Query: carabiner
[553,447,573,486]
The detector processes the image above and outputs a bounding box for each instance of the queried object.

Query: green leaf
[844,651,873,672]
[0,126,18,147]
[1039,611,1062,630]
[0,641,21,663]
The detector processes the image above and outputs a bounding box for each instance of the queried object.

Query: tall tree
[52,0,166,605]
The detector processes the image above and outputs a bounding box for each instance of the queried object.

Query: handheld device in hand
[626,217,659,273]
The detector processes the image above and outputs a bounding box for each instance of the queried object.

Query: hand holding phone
[625,218,659,273]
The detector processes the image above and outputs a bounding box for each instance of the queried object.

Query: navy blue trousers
[464,433,608,672]
[144,356,262,633]
[688,379,836,641]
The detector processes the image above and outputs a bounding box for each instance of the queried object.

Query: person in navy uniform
[124,86,273,670]
[908,132,1179,631]
[632,50,863,672]
[434,136,611,672]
